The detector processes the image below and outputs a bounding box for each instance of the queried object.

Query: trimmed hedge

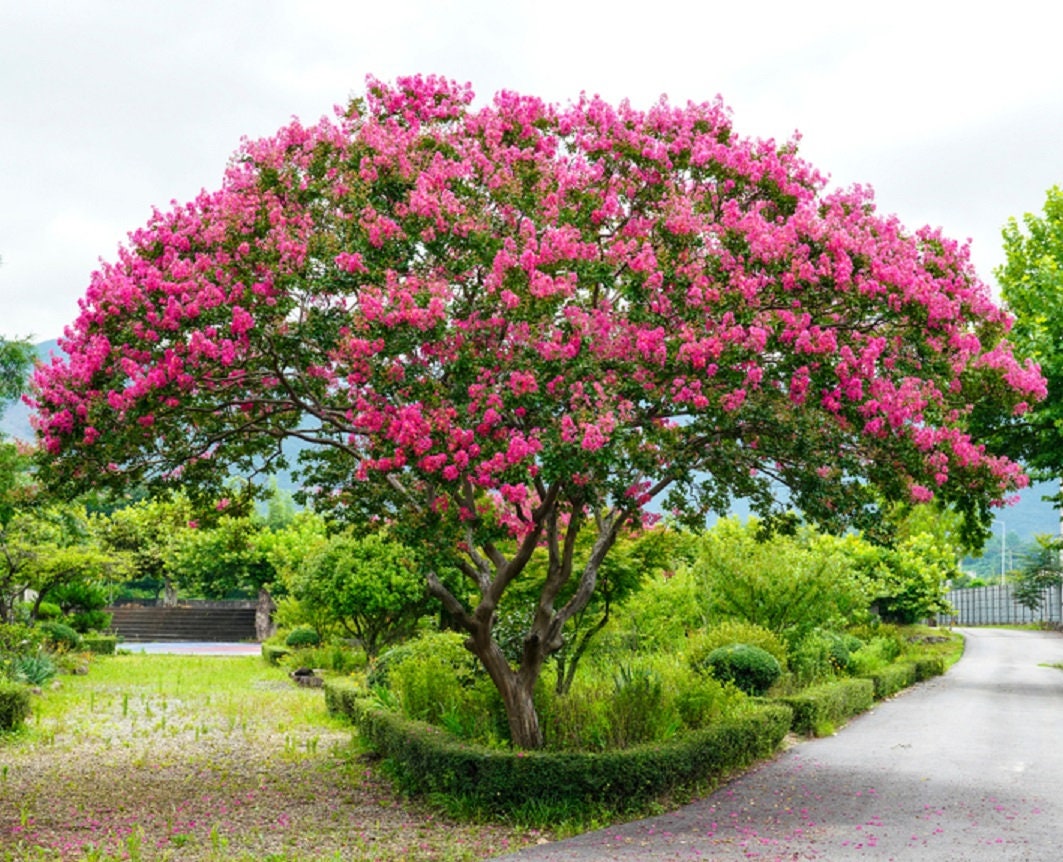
[862,662,917,700]
[325,679,792,812]
[0,680,31,732]
[913,656,946,681]
[81,635,118,655]
[775,678,874,736]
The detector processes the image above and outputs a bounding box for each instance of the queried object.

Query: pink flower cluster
[30,73,1044,530]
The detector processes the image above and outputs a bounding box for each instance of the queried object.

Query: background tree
[291,531,428,657]
[990,186,1063,503]
[1012,535,1063,612]
[693,519,868,646]
[98,494,194,605]
[0,337,35,408]
[31,76,1044,748]
[168,513,279,639]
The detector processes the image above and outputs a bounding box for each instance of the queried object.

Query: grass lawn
[0,654,544,861]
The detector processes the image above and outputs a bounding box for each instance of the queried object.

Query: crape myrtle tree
[31,76,1044,748]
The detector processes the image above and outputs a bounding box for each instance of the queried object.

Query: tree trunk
[255,588,275,641]
[468,632,545,749]
[498,677,543,750]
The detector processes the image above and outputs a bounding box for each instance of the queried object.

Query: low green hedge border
[325,648,950,809]
[777,653,949,736]
[862,662,917,700]
[0,680,31,732]
[325,679,792,812]
[775,678,875,736]
[80,635,118,655]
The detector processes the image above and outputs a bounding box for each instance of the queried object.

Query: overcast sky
[2,0,1062,341]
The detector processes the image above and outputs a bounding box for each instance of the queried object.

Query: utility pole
[1001,520,1006,586]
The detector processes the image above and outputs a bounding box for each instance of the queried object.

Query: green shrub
[284,625,321,648]
[606,664,674,749]
[388,632,476,725]
[261,643,292,665]
[12,652,57,686]
[284,642,366,674]
[701,644,781,696]
[688,621,788,671]
[37,621,81,651]
[0,623,42,655]
[776,678,875,736]
[0,680,31,732]
[325,678,792,814]
[822,630,863,671]
[35,601,63,621]
[366,641,417,689]
[66,609,112,634]
[847,636,903,675]
[674,675,743,730]
[787,632,838,687]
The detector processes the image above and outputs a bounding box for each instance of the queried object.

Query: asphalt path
[493,628,1063,861]
[121,641,262,656]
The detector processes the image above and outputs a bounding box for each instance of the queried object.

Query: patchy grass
[0,655,545,861]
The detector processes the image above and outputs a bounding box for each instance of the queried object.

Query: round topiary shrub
[702,643,782,696]
[687,621,788,674]
[284,625,322,648]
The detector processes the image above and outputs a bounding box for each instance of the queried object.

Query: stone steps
[108,605,257,643]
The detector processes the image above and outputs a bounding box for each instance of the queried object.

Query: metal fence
[938,583,1063,626]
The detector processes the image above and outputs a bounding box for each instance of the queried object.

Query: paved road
[493,628,1063,861]
[122,640,262,656]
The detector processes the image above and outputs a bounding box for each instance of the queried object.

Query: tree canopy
[0,337,35,411]
[993,185,1063,495]
[30,76,1043,747]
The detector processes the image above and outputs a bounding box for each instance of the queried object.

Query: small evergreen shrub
[674,675,742,730]
[67,609,112,634]
[366,641,417,689]
[788,632,836,687]
[688,622,788,672]
[0,680,31,732]
[847,636,903,675]
[38,621,81,651]
[821,630,863,671]
[701,643,782,696]
[913,656,946,681]
[284,625,322,648]
[0,623,42,655]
